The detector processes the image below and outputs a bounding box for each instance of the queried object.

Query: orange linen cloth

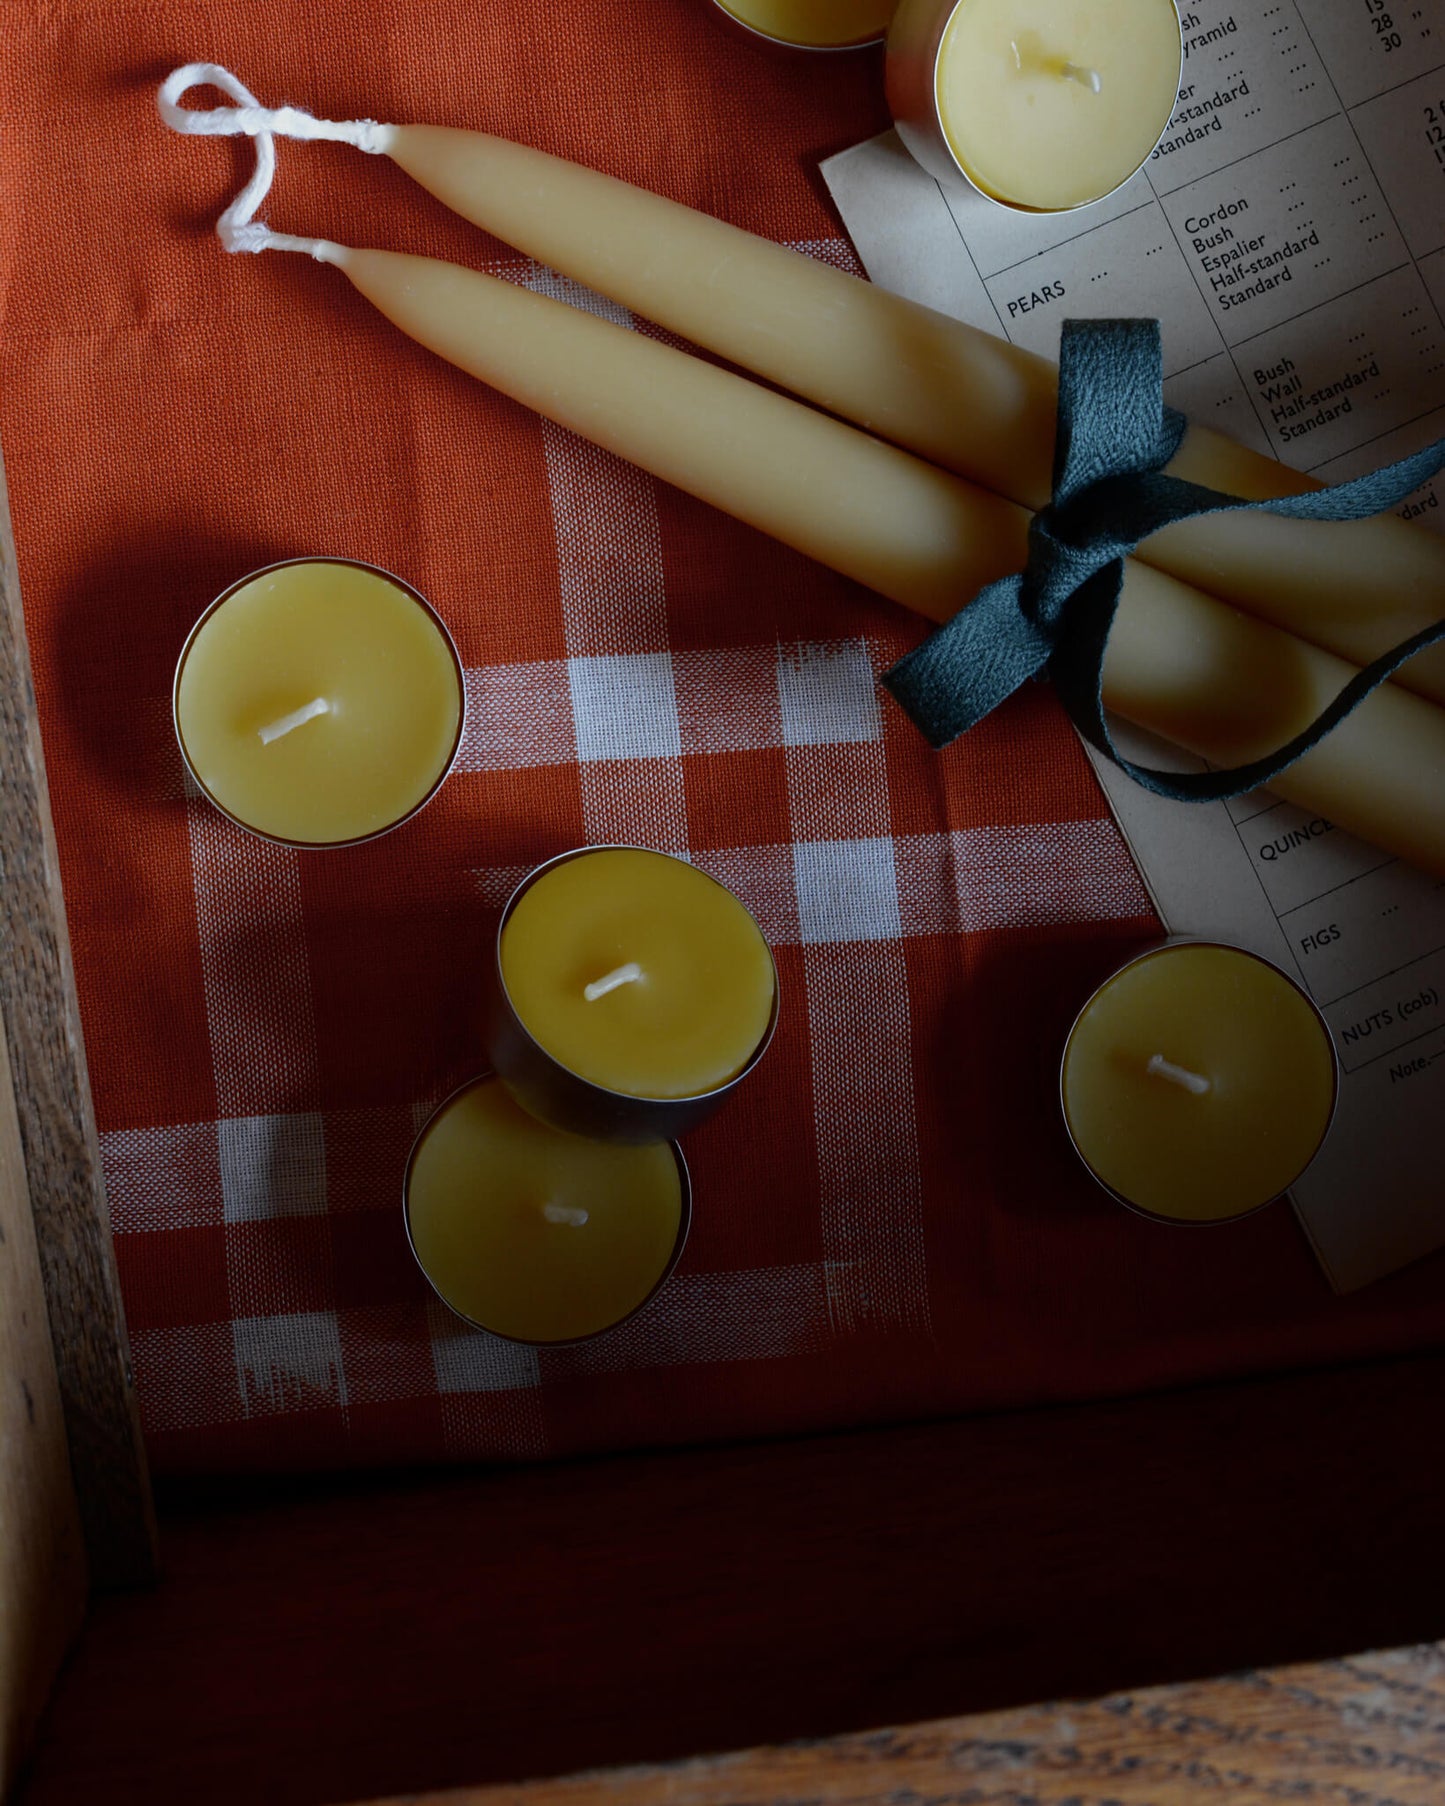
[2,0,1443,1473]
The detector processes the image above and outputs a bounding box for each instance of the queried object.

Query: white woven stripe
[784,688,930,1337]
[427,1299,542,1393]
[793,836,902,944]
[430,1293,549,1456]
[101,1120,223,1232]
[526,268,690,852]
[129,1324,244,1432]
[527,267,671,659]
[472,863,533,910]
[953,821,1150,928]
[471,823,1133,947]
[455,638,887,776]
[777,639,882,748]
[216,1111,327,1222]
[783,737,894,843]
[549,1263,833,1373]
[186,797,321,1119]
[578,757,691,853]
[569,651,682,761]
[805,941,930,1335]
[692,843,801,945]
[233,1310,346,1418]
[674,644,783,754]
[789,235,866,277]
[185,791,339,1400]
[457,661,575,772]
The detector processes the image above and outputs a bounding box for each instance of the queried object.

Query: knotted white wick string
[157,63,396,259]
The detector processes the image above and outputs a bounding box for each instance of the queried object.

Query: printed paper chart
[823,0,1445,1288]
[824,0,1445,523]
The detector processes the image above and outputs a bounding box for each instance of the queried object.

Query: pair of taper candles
[159,68,1445,876]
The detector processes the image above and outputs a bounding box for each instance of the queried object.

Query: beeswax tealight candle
[1061,943,1337,1224]
[174,559,464,846]
[406,1075,688,1344]
[712,0,896,47]
[490,849,777,1142]
[889,0,1182,210]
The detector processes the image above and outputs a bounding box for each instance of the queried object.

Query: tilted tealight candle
[489,848,779,1143]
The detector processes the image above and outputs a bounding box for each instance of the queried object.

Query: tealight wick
[258,697,330,744]
[1060,61,1103,93]
[1147,1053,1211,1096]
[583,961,643,1003]
[542,1202,589,1227]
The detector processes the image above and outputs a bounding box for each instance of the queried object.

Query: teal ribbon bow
[881,319,1445,802]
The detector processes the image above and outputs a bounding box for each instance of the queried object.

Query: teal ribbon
[881,319,1445,802]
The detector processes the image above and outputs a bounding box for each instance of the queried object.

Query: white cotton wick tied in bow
[157,63,396,259]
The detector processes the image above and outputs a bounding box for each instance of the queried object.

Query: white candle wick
[1060,61,1103,93]
[583,961,643,1003]
[541,1202,590,1227]
[258,697,330,745]
[1147,1053,1211,1097]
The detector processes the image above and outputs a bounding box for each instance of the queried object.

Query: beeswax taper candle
[1060,942,1337,1223]
[405,1075,688,1344]
[174,559,464,846]
[158,71,1445,877]
[355,97,1445,703]
[329,248,1445,880]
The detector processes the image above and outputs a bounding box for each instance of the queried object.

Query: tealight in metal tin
[172,556,466,851]
[1057,937,1340,1227]
[486,846,780,1146]
[885,0,1184,209]
[403,1073,693,1347]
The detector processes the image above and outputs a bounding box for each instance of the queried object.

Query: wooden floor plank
[359,1644,1445,1806]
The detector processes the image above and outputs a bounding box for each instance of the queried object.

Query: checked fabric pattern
[5,0,1445,1474]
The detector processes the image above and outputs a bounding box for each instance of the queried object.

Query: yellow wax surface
[936,0,1181,211]
[338,246,1445,878]
[175,561,462,845]
[383,123,1445,703]
[1061,945,1336,1223]
[714,0,895,46]
[407,1076,683,1343]
[500,850,775,1100]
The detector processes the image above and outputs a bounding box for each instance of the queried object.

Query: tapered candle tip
[1147,1053,1211,1096]
[583,961,643,1003]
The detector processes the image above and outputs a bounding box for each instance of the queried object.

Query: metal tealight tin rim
[402,1071,694,1348]
[488,845,781,1145]
[885,0,1184,213]
[172,555,467,852]
[1057,936,1341,1228]
[709,0,888,50]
